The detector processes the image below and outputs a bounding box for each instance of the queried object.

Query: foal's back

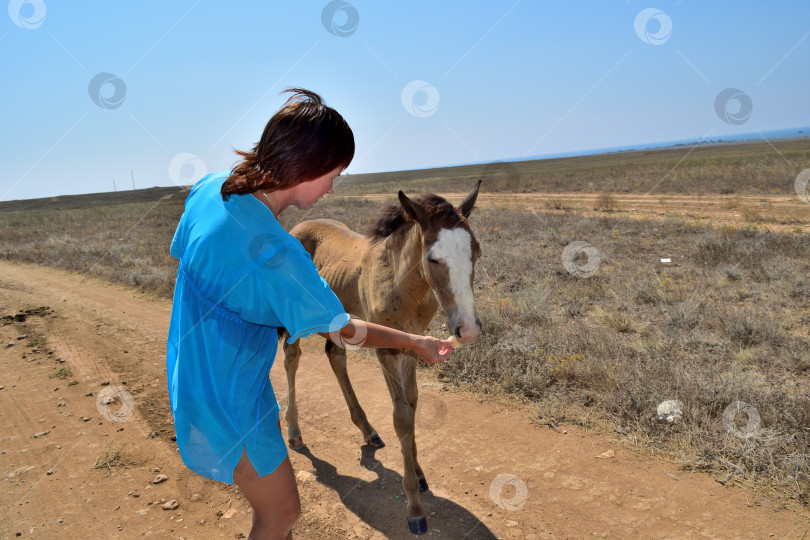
[290,219,368,316]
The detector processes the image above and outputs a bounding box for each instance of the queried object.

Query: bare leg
[233,449,300,540]
[325,339,384,447]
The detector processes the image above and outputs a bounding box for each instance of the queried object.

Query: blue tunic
[166,172,349,483]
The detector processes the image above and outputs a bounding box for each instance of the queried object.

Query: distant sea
[509,126,810,164]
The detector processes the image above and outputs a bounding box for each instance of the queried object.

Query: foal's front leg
[378,348,429,535]
[324,339,385,447]
[281,332,304,449]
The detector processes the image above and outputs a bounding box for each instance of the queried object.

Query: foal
[281,181,482,534]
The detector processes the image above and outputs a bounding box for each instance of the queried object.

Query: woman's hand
[414,336,455,366]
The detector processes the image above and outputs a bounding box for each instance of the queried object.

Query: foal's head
[372,181,483,344]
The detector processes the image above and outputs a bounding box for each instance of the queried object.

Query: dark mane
[367,194,462,242]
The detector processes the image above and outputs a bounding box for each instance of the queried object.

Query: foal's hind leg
[281,331,305,450]
[324,339,385,447]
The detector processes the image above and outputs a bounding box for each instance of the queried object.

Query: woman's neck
[253,190,291,217]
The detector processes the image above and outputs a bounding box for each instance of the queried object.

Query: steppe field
[1,139,809,538]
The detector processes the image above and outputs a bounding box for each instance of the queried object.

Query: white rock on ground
[657,400,684,423]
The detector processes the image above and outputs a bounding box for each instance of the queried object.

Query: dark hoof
[407,516,428,535]
[288,437,304,450]
[366,433,385,448]
[418,476,429,492]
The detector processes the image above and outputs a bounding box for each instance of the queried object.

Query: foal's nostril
[454,327,462,339]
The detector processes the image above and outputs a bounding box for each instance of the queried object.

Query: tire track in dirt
[0,261,807,539]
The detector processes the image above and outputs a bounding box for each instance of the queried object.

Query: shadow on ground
[295,445,497,539]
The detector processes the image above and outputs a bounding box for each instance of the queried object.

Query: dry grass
[92,442,141,476]
[1,141,808,503]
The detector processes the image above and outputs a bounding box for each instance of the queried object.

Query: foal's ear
[398,191,426,224]
[459,179,482,218]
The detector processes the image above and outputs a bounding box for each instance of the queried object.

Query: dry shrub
[594,193,620,212]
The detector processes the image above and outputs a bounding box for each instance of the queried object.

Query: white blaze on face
[428,227,476,329]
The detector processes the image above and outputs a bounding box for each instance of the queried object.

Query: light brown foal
[280,181,482,535]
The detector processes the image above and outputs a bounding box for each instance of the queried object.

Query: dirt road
[347,192,810,232]
[1,260,807,539]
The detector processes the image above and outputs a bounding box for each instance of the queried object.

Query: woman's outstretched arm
[318,319,454,365]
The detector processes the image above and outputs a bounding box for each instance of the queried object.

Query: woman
[167,88,454,539]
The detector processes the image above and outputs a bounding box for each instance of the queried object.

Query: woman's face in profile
[291,166,342,210]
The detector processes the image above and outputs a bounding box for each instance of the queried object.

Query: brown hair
[221,88,354,200]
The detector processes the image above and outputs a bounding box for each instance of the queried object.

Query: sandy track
[345,192,810,232]
[0,260,807,539]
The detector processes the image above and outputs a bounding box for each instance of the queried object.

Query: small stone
[80,417,90,422]
[17,335,28,340]
[222,508,237,519]
[101,381,110,386]
[6,342,14,348]
[47,470,53,475]
[56,401,66,407]
[0,386,4,390]
[85,392,94,397]
[33,430,50,438]
[190,493,201,502]
[128,491,139,498]
[152,474,169,484]
[505,520,518,527]
[596,450,615,459]
[295,470,315,483]
[149,431,159,438]
[162,500,179,511]
[153,467,161,473]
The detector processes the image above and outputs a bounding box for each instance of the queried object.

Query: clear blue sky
[2,1,809,200]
